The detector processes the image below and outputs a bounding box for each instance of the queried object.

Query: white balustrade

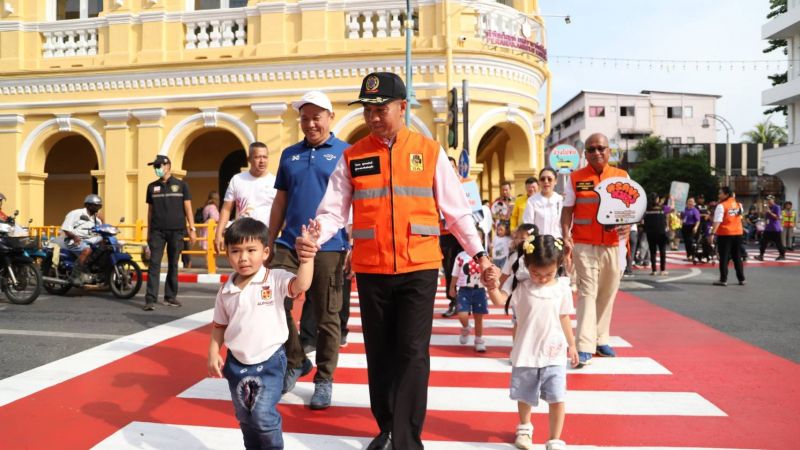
[41,23,99,58]
[184,10,247,50]
[346,8,418,39]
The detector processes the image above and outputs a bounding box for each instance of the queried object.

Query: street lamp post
[702,113,735,182]
[404,0,420,125]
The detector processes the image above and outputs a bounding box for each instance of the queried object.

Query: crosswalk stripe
[346,316,578,329]
[93,422,757,450]
[179,380,724,416]
[344,332,633,349]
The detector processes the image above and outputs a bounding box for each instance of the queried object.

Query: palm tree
[742,118,788,145]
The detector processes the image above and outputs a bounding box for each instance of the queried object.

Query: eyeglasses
[585,146,607,154]
[539,176,555,182]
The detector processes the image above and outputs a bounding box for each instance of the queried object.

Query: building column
[251,103,287,173]
[0,114,24,216]
[17,172,48,226]
[252,3,287,56]
[298,1,329,53]
[99,109,132,223]
[132,108,166,223]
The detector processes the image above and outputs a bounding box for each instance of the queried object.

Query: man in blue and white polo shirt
[268,91,350,409]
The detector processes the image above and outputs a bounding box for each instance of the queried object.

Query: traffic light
[447,87,458,149]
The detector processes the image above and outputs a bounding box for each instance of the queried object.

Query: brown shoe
[143,303,155,311]
[162,298,182,307]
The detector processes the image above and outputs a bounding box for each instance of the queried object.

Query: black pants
[439,234,463,308]
[356,269,439,450]
[299,271,353,345]
[759,230,786,257]
[647,233,668,272]
[717,235,745,283]
[145,229,184,304]
[681,225,696,259]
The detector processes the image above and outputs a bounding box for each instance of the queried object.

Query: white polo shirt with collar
[213,266,296,365]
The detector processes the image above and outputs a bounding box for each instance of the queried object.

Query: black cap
[348,72,407,106]
[147,155,171,166]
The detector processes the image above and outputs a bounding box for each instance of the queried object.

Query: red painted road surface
[1,287,798,449]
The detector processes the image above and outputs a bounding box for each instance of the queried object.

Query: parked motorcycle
[40,217,142,299]
[0,210,43,305]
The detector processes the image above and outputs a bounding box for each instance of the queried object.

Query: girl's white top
[505,276,573,368]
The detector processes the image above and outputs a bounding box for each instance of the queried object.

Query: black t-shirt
[146,176,192,231]
[643,208,667,236]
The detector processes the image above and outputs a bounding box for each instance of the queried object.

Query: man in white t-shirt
[215,141,277,253]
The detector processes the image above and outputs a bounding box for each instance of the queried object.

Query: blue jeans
[223,347,287,450]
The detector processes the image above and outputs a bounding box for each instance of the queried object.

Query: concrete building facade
[762,0,800,209]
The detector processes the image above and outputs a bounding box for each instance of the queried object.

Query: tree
[631,136,667,161]
[764,0,788,116]
[630,153,719,202]
[742,118,788,144]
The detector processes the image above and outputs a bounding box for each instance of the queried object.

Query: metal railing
[28,219,223,274]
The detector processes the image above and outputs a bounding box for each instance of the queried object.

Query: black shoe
[713,281,727,286]
[441,305,456,318]
[754,255,764,261]
[366,432,392,450]
[738,280,746,286]
[776,255,787,261]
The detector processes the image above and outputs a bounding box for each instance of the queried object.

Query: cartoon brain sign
[594,177,647,226]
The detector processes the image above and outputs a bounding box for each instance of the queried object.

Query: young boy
[208,217,317,450]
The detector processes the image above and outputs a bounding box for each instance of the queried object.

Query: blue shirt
[275,133,350,252]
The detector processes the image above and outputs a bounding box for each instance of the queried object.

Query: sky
[538,0,785,142]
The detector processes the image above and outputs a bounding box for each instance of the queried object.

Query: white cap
[291,90,333,113]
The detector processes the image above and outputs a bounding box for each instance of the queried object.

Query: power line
[550,55,790,72]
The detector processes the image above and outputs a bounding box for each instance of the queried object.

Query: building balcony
[762,0,800,40]
[762,74,800,106]
[0,0,546,76]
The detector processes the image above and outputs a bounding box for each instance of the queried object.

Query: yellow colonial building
[0,0,550,227]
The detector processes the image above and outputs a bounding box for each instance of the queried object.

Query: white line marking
[93,422,757,450]
[0,329,123,340]
[655,268,702,283]
[0,309,213,407]
[344,332,633,348]
[180,380,724,416]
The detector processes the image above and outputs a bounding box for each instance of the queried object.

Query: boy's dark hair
[720,186,733,196]
[525,176,537,185]
[522,235,564,270]
[224,217,269,247]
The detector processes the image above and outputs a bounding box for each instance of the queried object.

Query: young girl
[492,221,512,269]
[449,248,489,352]
[488,235,579,450]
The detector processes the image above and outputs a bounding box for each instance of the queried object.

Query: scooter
[0,210,43,305]
[40,217,142,299]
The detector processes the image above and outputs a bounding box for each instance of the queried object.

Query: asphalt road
[1,261,798,381]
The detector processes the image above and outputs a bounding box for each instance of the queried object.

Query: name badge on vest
[350,156,381,177]
[576,181,594,192]
[410,153,423,172]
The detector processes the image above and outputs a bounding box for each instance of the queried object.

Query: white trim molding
[251,103,288,124]
[0,114,25,128]
[18,117,106,171]
[159,111,255,157]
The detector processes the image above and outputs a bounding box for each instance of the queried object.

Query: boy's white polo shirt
[213,266,296,365]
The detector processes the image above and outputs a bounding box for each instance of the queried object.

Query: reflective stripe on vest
[353,187,389,200]
[575,197,600,204]
[395,186,434,198]
[352,228,375,239]
[410,223,441,236]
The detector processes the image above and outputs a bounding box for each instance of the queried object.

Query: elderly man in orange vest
[297,72,497,450]
[561,133,630,368]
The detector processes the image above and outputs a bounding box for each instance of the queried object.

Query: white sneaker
[514,423,533,450]
[546,439,567,450]
[459,326,470,345]
[474,337,486,352]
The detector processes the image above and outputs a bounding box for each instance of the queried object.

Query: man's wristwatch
[189,226,196,232]
[473,251,488,264]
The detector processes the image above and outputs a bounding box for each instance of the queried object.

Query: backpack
[194,207,205,224]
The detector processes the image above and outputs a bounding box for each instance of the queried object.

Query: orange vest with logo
[716,197,744,236]
[347,128,443,274]
[570,164,628,246]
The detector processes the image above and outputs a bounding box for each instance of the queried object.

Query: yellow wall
[0,0,550,226]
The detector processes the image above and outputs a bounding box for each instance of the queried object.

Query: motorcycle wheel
[109,260,142,299]
[43,264,71,295]
[2,263,43,305]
